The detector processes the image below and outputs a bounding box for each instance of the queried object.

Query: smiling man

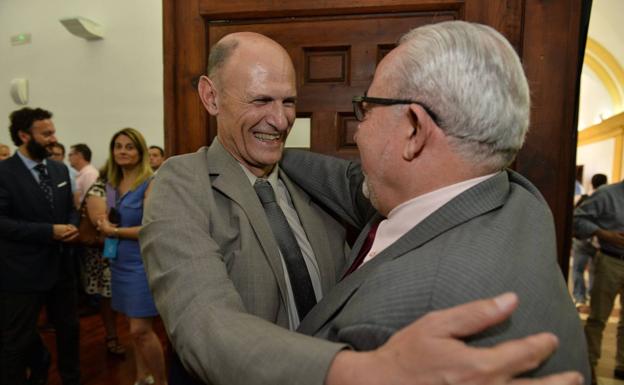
[0,107,81,385]
[141,32,584,385]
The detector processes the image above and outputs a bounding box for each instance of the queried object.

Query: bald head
[198,32,297,177]
[207,32,294,90]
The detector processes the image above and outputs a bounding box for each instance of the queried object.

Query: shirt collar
[239,163,280,187]
[361,172,499,264]
[16,149,47,170]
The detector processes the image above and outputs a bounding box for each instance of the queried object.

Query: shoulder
[86,164,99,176]
[594,182,622,197]
[167,147,210,167]
[152,147,212,186]
[582,182,621,206]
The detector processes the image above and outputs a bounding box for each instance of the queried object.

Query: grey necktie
[34,163,54,207]
[254,179,316,319]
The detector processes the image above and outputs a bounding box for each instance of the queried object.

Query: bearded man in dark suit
[0,107,81,385]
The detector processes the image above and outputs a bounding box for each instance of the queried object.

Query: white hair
[395,20,530,171]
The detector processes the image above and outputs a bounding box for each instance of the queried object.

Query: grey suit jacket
[140,139,348,385]
[281,150,590,380]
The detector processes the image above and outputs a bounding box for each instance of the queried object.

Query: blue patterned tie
[34,163,54,207]
[254,179,316,319]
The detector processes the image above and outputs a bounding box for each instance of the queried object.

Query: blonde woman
[97,128,166,385]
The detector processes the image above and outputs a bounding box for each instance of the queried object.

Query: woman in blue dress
[97,128,166,385]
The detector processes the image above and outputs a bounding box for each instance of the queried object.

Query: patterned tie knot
[34,163,48,176]
[254,179,277,205]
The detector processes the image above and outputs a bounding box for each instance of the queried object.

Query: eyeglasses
[352,95,440,125]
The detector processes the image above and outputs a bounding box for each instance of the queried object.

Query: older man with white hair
[283,20,590,380]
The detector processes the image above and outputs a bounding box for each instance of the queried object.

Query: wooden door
[163,0,585,274]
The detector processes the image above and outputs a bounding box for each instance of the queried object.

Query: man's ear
[198,76,219,115]
[402,104,428,161]
[17,130,31,146]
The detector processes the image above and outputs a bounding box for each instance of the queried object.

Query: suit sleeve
[0,169,53,243]
[281,150,375,229]
[573,191,607,239]
[140,158,345,385]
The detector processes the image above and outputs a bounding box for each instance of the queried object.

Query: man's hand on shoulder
[325,293,583,385]
[53,224,79,241]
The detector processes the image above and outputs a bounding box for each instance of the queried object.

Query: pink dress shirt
[360,173,498,267]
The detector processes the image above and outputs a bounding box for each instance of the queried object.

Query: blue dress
[110,179,158,317]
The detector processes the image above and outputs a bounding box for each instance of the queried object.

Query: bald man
[141,32,583,385]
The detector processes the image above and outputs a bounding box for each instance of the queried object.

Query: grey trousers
[585,252,624,370]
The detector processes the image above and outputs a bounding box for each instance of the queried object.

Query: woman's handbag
[70,202,105,248]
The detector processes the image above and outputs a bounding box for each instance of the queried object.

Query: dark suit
[281,150,590,382]
[0,153,80,385]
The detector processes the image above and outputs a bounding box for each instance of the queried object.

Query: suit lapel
[207,140,289,305]
[8,154,54,217]
[298,172,511,335]
[47,161,64,218]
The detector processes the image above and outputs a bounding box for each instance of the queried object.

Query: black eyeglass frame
[352,95,440,125]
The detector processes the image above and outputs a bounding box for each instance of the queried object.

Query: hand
[326,293,583,385]
[595,229,624,249]
[96,216,117,237]
[52,224,79,241]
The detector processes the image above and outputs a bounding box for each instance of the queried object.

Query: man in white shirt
[68,143,98,207]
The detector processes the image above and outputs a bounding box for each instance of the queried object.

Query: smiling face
[202,34,297,177]
[113,134,140,169]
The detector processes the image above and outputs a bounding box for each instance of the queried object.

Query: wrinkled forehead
[223,43,296,93]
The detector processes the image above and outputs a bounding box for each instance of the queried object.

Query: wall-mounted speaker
[10,78,28,105]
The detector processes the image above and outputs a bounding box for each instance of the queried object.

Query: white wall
[0,0,163,169]
[578,69,613,130]
[577,138,615,189]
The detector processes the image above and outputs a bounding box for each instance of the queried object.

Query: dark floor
[39,302,620,385]
[41,308,168,385]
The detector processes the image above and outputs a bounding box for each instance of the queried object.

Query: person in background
[0,107,80,385]
[68,143,99,208]
[96,128,166,385]
[49,142,78,197]
[0,143,10,160]
[571,173,608,307]
[575,174,624,383]
[148,145,165,171]
[81,164,126,357]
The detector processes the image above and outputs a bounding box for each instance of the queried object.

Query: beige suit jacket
[140,139,348,385]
